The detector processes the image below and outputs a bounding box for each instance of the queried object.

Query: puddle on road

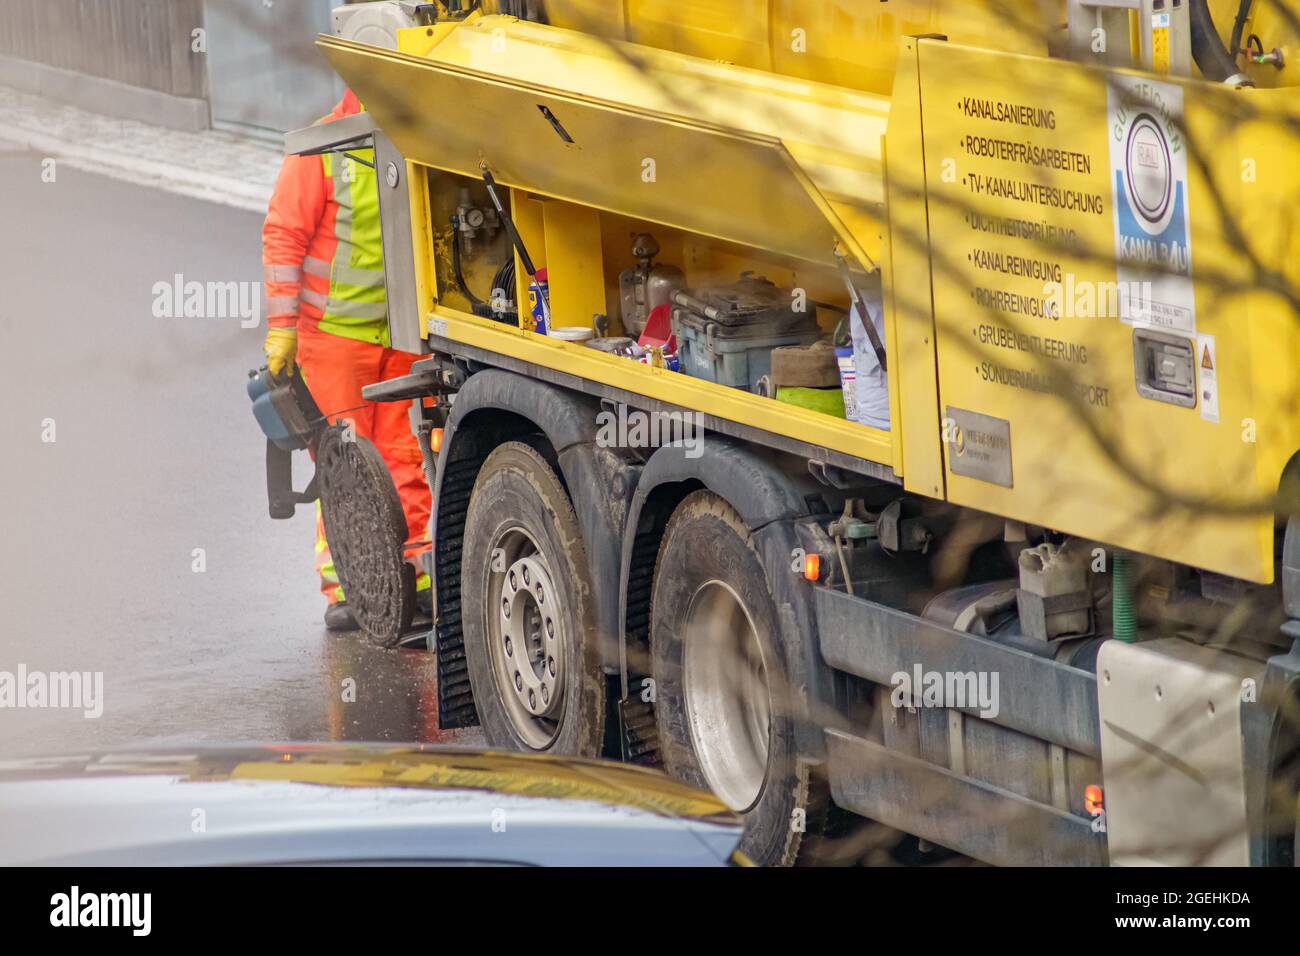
[0,627,487,757]
[304,630,482,747]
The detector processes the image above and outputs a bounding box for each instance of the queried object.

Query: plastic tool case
[672,276,820,392]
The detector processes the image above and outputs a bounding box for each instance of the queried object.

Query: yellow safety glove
[264,328,298,379]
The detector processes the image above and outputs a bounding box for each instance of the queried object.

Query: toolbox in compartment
[671,276,820,393]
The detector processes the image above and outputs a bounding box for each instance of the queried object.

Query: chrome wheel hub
[681,580,772,812]
[498,554,564,719]
[484,525,568,750]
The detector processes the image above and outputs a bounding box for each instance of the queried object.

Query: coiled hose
[1112,551,1136,643]
[1230,0,1255,57]
[1189,0,1252,84]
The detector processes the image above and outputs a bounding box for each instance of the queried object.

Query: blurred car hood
[0,743,743,866]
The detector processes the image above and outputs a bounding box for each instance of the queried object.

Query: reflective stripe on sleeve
[264,264,302,284]
[266,295,300,316]
[299,287,328,310]
[303,256,331,278]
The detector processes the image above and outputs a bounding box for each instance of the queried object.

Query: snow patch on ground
[0,85,282,213]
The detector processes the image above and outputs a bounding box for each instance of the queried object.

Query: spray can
[836,345,859,422]
[528,267,550,335]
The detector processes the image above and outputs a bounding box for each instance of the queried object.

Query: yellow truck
[296,0,1300,866]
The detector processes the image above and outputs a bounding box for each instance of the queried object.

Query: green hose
[1112,551,1136,643]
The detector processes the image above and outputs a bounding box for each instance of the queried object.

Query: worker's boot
[323,601,360,632]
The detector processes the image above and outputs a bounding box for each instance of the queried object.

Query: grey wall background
[0,0,347,135]
[0,0,208,97]
[204,0,343,137]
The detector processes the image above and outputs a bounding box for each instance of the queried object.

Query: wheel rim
[485,525,566,749]
[681,580,772,811]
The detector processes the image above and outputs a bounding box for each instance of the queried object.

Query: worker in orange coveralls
[261,89,431,631]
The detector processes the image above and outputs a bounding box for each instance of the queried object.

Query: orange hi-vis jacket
[262,90,390,348]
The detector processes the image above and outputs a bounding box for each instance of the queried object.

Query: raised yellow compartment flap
[319,15,889,269]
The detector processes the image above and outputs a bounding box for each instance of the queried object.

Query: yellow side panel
[884,38,945,497]
[408,161,437,340]
[917,41,1300,582]
[626,0,773,70]
[542,201,607,332]
[396,12,481,57]
[1233,92,1300,497]
[538,0,1051,95]
[771,0,1051,96]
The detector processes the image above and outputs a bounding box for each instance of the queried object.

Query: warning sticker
[1151,13,1171,74]
[1196,332,1220,423]
[1107,77,1196,334]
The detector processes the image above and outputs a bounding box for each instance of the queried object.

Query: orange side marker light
[1084,784,1103,815]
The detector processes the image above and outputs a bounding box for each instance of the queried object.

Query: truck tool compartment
[308,2,1300,867]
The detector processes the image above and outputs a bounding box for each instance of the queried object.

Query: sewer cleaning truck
[288,0,1300,866]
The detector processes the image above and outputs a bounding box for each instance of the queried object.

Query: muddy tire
[461,441,604,755]
[650,490,826,866]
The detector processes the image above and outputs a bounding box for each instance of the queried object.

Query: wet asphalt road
[0,145,481,756]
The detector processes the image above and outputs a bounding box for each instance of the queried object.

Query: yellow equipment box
[322,10,1300,585]
[907,40,1300,584]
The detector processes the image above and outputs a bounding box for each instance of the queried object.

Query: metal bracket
[284,110,377,158]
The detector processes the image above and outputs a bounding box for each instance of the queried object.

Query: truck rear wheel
[650,490,819,866]
[461,441,604,755]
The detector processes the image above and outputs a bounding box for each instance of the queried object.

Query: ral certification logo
[1107,77,1196,333]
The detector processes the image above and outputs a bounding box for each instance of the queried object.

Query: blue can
[836,345,859,422]
[528,268,550,335]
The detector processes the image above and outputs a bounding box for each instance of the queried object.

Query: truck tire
[461,441,605,755]
[650,490,821,866]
